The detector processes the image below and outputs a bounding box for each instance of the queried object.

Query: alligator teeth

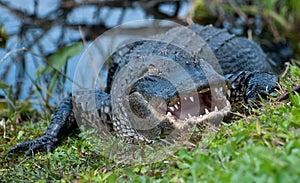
[219,87,223,92]
[214,88,218,93]
[167,112,172,116]
[227,90,231,97]
[189,96,194,102]
[169,106,175,111]
[205,108,209,114]
[184,97,188,101]
[214,106,218,111]
[187,113,192,118]
[174,104,179,110]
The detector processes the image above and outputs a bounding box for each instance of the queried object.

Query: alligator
[7,24,284,155]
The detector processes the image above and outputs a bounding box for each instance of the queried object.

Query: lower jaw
[167,98,231,128]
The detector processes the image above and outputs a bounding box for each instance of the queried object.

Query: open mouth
[160,87,230,120]
[128,75,231,126]
[127,85,231,139]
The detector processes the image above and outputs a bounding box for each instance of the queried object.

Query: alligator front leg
[225,71,279,104]
[7,94,76,155]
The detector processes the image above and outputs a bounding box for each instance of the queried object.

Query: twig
[280,62,290,78]
[227,0,248,20]
[276,85,300,102]
[79,26,105,91]
[2,92,17,110]
[264,16,280,41]
[0,118,6,138]
[0,47,27,64]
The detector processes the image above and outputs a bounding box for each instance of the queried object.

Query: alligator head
[129,75,230,140]
[110,53,231,141]
[129,75,229,121]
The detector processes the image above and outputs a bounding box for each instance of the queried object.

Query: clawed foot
[7,135,58,156]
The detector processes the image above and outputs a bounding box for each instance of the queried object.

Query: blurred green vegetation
[191,0,300,60]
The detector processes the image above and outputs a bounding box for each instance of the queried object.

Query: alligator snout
[129,74,229,122]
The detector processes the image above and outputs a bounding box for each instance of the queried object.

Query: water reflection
[0,0,189,110]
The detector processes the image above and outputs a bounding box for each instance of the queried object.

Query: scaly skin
[8,24,283,155]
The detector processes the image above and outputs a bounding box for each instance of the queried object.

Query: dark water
[0,0,190,110]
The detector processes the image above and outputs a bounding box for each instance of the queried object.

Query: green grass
[0,66,299,182]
